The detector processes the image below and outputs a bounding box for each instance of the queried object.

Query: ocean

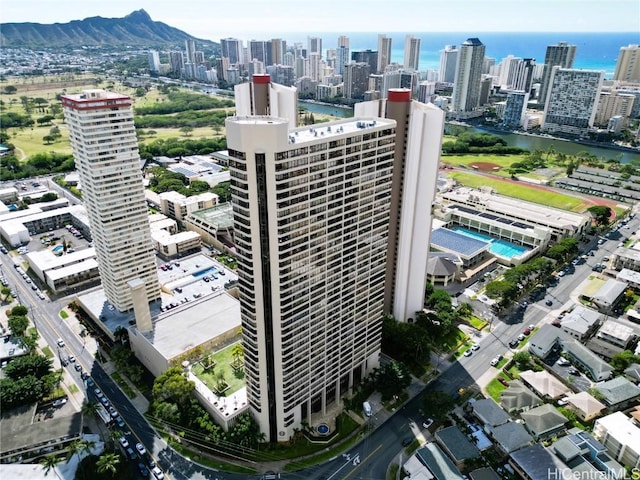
[288,31,640,78]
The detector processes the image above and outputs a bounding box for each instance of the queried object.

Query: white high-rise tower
[62,90,161,312]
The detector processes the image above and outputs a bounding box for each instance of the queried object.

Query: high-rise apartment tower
[404,35,421,71]
[61,90,161,312]
[451,38,486,113]
[613,44,640,83]
[538,42,576,105]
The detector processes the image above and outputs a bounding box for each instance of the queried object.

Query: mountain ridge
[0,9,216,48]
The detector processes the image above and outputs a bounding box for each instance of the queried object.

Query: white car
[422,418,434,429]
[490,357,500,366]
[135,442,146,456]
[463,349,472,357]
[557,397,569,406]
[119,437,129,448]
[151,466,165,479]
[471,343,480,351]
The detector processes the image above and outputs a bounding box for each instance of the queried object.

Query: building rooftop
[490,421,533,453]
[435,426,481,462]
[617,268,640,285]
[597,319,635,343]
[469,468,500,480]
[431,228,490,258]
[520,404,568,438]
[415,443,465,480]
[520,370,571,399]
[561,306,601,335]
[595,412,640,455]
[509,444,568,480]
[592,279,627,308]
[594,376,640,406]
[188,202,235,229]
[471,398,510,427]
[565,391,606,418]
[563,339,614,380]
[501,380,542,412]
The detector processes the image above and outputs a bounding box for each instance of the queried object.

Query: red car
[498,377,509,386]
[523,328,531,336]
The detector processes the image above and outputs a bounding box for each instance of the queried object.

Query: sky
[3,0,639,41]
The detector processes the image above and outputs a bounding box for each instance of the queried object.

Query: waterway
[298,100,640,163]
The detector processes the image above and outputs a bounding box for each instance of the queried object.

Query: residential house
[435,426,481,469]
[593,411,640,468]
[469,467,501,480]
[552,430,625,479]
[560,306,601,341]
[564,391,606,422]
[471,398,510,427]
[509,444,568,480]
[596,320,636,349]
[519,370,571,400]
[528,324,569,359]
[410,442,466,480]
[590,279,627,313]
[500,380,543,413]
[594,376,640,410]
[624,363,640,383]
[520,404,568,440]
[489,421,533,454]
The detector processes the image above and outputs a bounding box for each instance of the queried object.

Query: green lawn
[41,346,54,358]
[467,316,488,330]
[486,378,508,402]
[192,342,245,396]
[436,328,469,353]
[448,172,589,212]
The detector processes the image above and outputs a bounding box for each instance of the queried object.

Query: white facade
[594,412,640,468]
[614,44,640,83]
[377,34,392,74]
[542,68,604,136]
[234,74,298,127]
[225,116,395,442]
[439,45,458,84]
[62,90,161,312]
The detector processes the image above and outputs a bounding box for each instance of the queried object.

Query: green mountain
[0,9,215,48]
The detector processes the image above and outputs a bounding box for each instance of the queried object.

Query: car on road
[402,436,414,447]
[67,355,75,363]
[74,363,82,372]
[56,338,65,348]
[423,418,434,429]
[490,355,502,367]
[151,466,165,480]
[471,343,480,351]
[108,406,118,418]
[509,339,519,349]
[498,377,509,386]
[115,416,126,428]
[138,463,149,477]
[545,299,553,306]
[126,447,137,460]
[517,333,526,342]
[119,437,129,448]
[135,442,146,456]
[523,328,531,336]
[463,349,473,357]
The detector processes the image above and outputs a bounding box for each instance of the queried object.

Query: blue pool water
[52,245,64,253]
[452,227,529,259]
[193,267,217,279]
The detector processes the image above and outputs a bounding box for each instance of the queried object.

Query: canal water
[299,101,640,163]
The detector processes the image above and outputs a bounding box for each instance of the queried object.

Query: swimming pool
[193,267,217,279]
[452,227,529,259]
[52,244,64,253]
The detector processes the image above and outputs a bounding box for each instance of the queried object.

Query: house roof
[597,319,635,344]
[563,339,614,379]
[624,363,640,382]
[561,306,601,335]
[592,279,627,308]
[427,254,459,276]
[500,380,542,412]
[565,391,606,417]
[435,426,481,461]
[510,444,568,480]
[490,422,533,453]
[469,467,501,480]
[415,443,465,480]
[595,376,640,406]
[520,370,571,399]
[520,404,568,437]
[471,398,510,427]
[585,337,623,360]
[528,324,570,358]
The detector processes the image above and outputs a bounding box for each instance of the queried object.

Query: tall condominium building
[595,91,636,127]
[377,34,392,73]
[538,42,576,105]
[269,39,286,66]
[336,36,350,76]
[61,90,161,312]
[614,44,640,83]
[148,50,161,72]
[502,91,529,128]
[185,39,196,65]
[234,74,298,127]
[352,49,378,74]
[169,51,184,74]
[404,35,421,71]
[249,40,269,64]
[439,45,458,83]
[381,70,417,99]
[221,37,243,65]
[355,90,445,321]
[226,112,396,441]
[307,36,322,56]
[542,67,603,136]
[451,38,486,113]
[343,62,371,100]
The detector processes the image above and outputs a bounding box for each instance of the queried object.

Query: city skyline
[3,0,639,41]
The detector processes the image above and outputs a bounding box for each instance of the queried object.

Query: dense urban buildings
[538,42,577,105]
[61,89,161,312]
[226,111,396,441]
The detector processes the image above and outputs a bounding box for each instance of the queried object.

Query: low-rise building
[489,421,533,454]
[435,426,481,469]
[410,443,466,480]
[157,191,219,223]
[563,339,614,381]
[500,380,542,413]
[552,430,625,479]
[564,391,606,422]
[520,404,568,440]
[593,411,640,468]
[612,246,640,272]
[594,376,640,410]
[590,279,628,312]
[471,398,510,427]
[509,444,568,480]
[560,306,601,341]
[519,370,571,400]
[596,319,636,349]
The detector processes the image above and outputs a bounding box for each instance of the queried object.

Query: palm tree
[66,438,95,462]
[95,452,120,478]
[40,454,62,479]
[231,343,244,368]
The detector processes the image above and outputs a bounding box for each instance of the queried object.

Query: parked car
[545,299,553,306]
[498,377,509,386]
[151,466,165,479]
[509,339,519,349]
[52,398,67,407]
[423,418,434,429]
[557,357,570,366]
[463,349,472,357]
[568,368,580,375]
[135,442,146,456]
[471,343,480,351]
[119,437,129,448]
[557,397,569,406]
